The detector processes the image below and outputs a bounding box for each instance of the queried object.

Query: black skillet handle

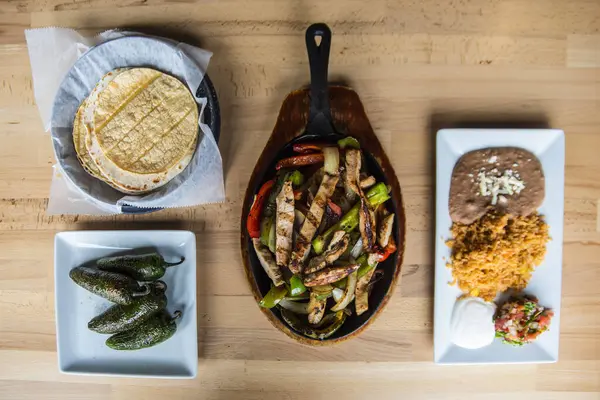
[305,23,333,132]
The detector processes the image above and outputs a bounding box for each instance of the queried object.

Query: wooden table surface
[1,1,599,398]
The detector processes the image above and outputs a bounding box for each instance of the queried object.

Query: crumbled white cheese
[477,169,526,205]
[488,156,498,164]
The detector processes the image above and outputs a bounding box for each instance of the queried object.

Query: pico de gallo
[494,296,554,346]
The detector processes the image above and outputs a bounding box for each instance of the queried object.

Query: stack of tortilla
[72,67,199,194]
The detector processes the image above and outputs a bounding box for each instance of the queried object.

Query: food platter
[54,231,197,378]
[434,129,565,364]
[50,35,220,214]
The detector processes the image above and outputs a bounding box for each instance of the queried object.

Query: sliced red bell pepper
[375,236,397,262]
[247,179,275,238]
[327,199,342,217]
[276,153,324,170]
[293,143,326,153]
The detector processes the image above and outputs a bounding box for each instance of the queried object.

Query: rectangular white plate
[434,129,565,364]
[54,230,197,378]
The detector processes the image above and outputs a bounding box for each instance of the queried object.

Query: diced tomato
[514,311,525,320]
[538,315,551,327]
[495,319,507,330]
[526,332,541,342]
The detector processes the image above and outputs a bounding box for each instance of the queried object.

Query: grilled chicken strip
[289,172,339,274]
[346,149,376,251]
[355,266,376,316]
[359,175,376,189]
[368,252,381,266]
[252,238,284,287]
[370,208,377,241]
[303,263,359,287]
[304,231,349,274]
[344,149,362,196]
[275,181,294,267]
[378,213,395,248]
[308,291,326,325]
[328,230,347,250]
[359,197,376,251]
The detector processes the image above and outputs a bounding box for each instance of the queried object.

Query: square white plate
[434,129,565,364]
[54,230,197,378]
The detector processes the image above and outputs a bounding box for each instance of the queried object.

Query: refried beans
[449,147,544,225]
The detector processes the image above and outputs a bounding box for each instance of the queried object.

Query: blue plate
[51,35,221,215]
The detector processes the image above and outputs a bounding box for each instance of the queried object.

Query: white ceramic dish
[54,230,197,378]
[434,129,565,364]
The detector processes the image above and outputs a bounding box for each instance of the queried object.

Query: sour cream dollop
[450,297,496,349]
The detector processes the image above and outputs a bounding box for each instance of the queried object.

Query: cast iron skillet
[240,23,406,345]
[121,74,221,214]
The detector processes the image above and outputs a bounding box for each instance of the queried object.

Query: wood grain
[0,0,599,398]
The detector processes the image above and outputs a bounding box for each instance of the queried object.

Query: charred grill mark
[303,263,359,287]
[308,292,326,325]
[275,181,294,268]
[359,197,375,251]
[369,208,377,242]
[289,236,310,273]
[289,261,301,274]
[290,172,340,273]
[306,212,320,229]
[304,233,349,274]
[279,213,294,223]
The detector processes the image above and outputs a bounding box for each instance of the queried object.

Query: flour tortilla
[72,68,128,179]
[73,103,102,178]
[85,68,199,193]
[73,68,143,194]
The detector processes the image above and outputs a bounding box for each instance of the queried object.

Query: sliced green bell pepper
[337,137,360,149]
[259,285,288,309]
[357,254,377,279]
[289,275,307,296]
[288,170,305,187]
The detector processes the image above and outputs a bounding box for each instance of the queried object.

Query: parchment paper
[25,28,225,215]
